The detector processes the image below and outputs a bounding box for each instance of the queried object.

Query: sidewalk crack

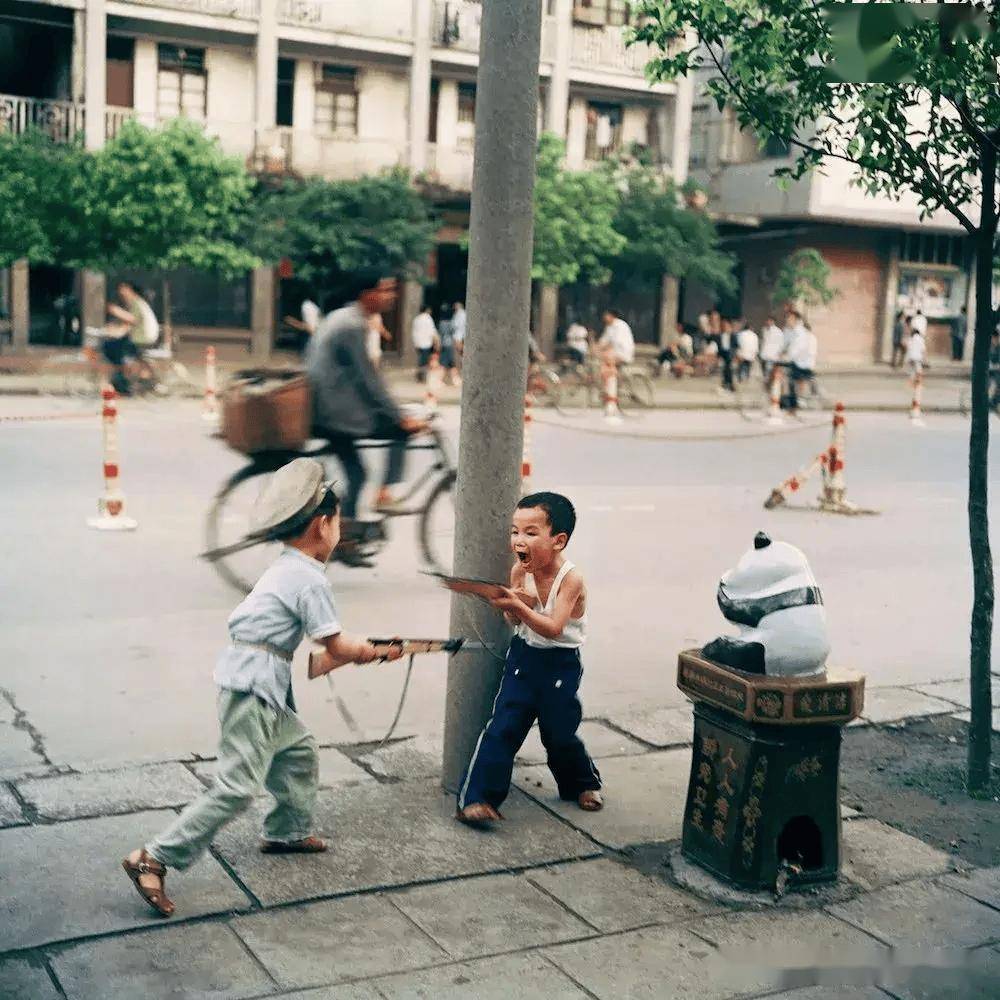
[1,687,52,767]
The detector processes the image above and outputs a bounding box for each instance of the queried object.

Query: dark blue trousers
[458,637,601,810]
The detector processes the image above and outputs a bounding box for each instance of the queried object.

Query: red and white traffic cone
[202,346,219,422]
[423,353,442,414]
[522,392,534,494]
[766,366,783,424]
[88,384,137,531]
[764,449,829,509]
[909,367,925,426]
[602,357,622,422]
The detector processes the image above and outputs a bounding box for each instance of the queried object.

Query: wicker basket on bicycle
[222,368,311,455]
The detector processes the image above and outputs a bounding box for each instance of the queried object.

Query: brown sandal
[260,835,328,854]
[122,850,174,917]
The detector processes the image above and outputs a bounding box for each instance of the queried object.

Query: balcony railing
[0,94,86,144]
[432,0,482,52]
[121,0,260,18]
[571,23,654,76]
[280,0,413,41]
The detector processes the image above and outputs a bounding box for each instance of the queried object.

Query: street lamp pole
[441,0,542,793]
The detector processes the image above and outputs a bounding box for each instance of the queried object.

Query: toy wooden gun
[421,571,508,602]
[308,637,486,678]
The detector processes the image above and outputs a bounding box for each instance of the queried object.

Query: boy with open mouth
[457,491,603,826]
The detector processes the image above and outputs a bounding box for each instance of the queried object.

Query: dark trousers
[719,350,734,390]
[416,347,433,381]
[320,421,408,520]
[787,365,814,410]
[458,637,601,810]
[952,336,965,362]
[891,342,905,368]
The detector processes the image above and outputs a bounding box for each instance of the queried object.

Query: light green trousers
[147,689,319,870]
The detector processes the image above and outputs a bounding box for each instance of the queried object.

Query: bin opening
[777,815,823,870]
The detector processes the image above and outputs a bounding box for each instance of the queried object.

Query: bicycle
[557,357,654,413]
[204,418,457,595]
[527,362,563,412]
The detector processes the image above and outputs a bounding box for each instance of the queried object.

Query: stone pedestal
[677,649,864,892]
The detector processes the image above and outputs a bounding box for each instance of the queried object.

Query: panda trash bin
[675,533,865,893]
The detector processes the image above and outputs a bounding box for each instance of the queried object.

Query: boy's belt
[231,640,294,663]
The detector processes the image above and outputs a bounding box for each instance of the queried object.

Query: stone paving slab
[232,894,447,991]
[16,763,205,821]
[942,866,1000,909]
[829,881,1000,949]
[544,923,770,999]
[213,780,598,907]
[525,857,715,933]
[602,705,694,748]
[357,736,443,781]
[191,747,374,789]
[0,958,61,1000]
[514,748,691,849]
[0,810,252,952]
[909,680,971,709]
[841,819,953,891]
[0,712,40,778]
[515,721,647,765]
[390,872,592,959]
[884,946,1000,1000]
[0,783,26,827]
[692,911,886,978]
[371,952,590,999]
[51,923,275,1000]
[860,687,957,724]
[265,986,382,1000]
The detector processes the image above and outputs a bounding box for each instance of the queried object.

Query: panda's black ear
[754,532,772,550]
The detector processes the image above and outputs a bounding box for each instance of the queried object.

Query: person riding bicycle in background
[597,309,635,369]
[101,282,159,395]
[306,268,427,562]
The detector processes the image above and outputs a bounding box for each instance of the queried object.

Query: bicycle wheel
[533,369,562,411]
[419,470,457,574]
[557,372,588,413]
[205,459,289,595]
[621,370,654,409]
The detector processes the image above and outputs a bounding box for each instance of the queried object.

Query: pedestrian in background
[452,301,467,369]
[564,320,590,366]
[905,320,926,376]
[759,314,783,381]
[365,311,390,368]
[786,319,819,412]
[411,305,437,382]
[716,315,736,394]
[952,306,967,362]
[891,310,908,368]
[736,317,758,383]
[598,309,635,366]
[438,304,461,386]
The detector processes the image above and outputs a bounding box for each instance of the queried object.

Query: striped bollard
[823,402,847,507]
[424,353,442,414]
[909,368,925,426]
[521,392,534,493]
[766,366,783,424]
[602,358,622,422]
[764,450,829,510]
[202,346,219,422]
[88,384,137,531]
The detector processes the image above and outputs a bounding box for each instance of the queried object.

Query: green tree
[611,167,736,296]
[0,131,93,268]
[634,0,999,792]
[772,248,838,314]
[531,133,626,286]
[249,170,437,297]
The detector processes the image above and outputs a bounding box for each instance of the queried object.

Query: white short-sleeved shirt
[737,328,759,361]
[598,318,635,364]
[214,547,341,712]
[411,312,437,350]
[760,324,784,362]
[910,313,928,337]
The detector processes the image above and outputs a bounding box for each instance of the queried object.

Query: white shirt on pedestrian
[566,323,589,356]
[789,329,818,371]
[760,323,784,363]
[910,313,928,337]
[598,317,635,364]
[905,331,926,368]
[452,307,466,344]
[411,311,437,351]
[737,327,759,362]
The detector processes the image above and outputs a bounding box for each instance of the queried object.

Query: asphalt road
[1,396,996,772]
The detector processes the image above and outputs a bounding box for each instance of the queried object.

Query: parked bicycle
[204,417,456,595]
[556,357,654,413]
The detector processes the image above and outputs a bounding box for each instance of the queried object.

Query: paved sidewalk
[2,684,998,999]
[0,343,974,415]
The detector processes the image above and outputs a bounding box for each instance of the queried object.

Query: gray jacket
[306,303,402,437]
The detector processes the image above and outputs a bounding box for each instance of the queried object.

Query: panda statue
[701,532,829,677]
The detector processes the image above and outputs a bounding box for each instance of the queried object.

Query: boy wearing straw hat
[121,458,401,917]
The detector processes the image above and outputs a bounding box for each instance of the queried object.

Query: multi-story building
[686,96,977,365]
[0,0,690,357]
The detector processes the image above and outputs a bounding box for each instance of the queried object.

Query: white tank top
[518,560,587,649]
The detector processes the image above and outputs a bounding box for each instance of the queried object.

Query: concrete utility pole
[442,0,542,793]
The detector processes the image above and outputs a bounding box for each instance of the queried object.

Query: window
[276,58,295,128]
[762,133,791,158]
[314,65,357,137]
[899,231,966,267]
[157,45,206,121]
[574,1,631,28]
[585,101,622,160]
[457,82,476,148]
[689,102,710,168]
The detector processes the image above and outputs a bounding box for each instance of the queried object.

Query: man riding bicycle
[306,269,427,563]
[100,282,159,395]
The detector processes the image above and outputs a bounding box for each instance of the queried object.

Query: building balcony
[118,0,260,19]
[431,0,481,52]
[253,126,409,180]
[0,94,86,144]
[280,0,413,43]
[570,22,657,79]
